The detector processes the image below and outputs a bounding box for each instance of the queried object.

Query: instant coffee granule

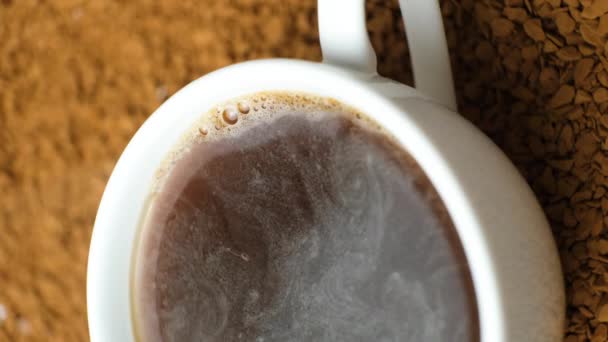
[0,0,604,341]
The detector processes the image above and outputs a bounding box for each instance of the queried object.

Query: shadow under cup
[130,91,479,342]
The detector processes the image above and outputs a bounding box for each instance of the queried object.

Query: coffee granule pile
[0,0,607,341]
[443,1,608,341]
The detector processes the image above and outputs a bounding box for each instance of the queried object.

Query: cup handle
[318,0,457,111]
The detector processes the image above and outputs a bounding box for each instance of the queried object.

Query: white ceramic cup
[87,0,565,341]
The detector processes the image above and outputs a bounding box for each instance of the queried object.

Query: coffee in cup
[131,92,478,341]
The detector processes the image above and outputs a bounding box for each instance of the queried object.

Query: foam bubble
[237,102,250,114]
[222,107,239,125]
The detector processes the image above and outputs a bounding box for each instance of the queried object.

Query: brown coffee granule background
[0,0,606,341]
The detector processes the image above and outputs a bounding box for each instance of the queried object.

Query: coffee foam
[151,92,384,192]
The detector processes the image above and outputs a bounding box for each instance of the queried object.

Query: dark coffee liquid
[133,94,478,342]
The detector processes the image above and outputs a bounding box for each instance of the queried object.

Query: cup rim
[87,58,543,341]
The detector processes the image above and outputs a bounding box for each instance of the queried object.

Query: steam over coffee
[132,93,478,341]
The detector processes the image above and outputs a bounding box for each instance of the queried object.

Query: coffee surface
[133,94,478,342]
